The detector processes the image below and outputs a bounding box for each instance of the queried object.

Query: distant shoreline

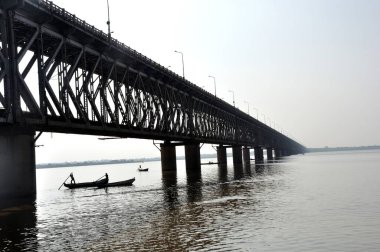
[37,146,379,169]
[36,154,217,169]
[307,145,380,153]
[36,158,159,169]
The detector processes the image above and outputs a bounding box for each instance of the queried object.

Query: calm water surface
[1,150,380,251]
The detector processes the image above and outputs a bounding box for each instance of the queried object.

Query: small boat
[201,161,218,165]
[97,178,135,188]
[64,178,108,189]
[138,167,149,172]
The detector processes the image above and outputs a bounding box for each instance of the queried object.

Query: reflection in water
[186,168,202,203]
[233,164,244,180]
[217,164,230,198]
[2,152,378,251]
[4,153,360,251]
[218,164,228,183]
[255,161,266,174]
[161,170,178,210]
[0,201,37,251]
[244,163,253,177]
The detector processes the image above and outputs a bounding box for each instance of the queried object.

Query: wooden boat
[138,167,149,172]
[64,178,108,189]
[201,161,218,165]
[97,178,135,188]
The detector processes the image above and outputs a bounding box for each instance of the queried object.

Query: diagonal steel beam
[17,26,39,64]
[17,73,41,115]
[78,55,100,98]
[21,53,37,79]
[43,39,64,74]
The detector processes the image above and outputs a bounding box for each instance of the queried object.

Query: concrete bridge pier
[0,129,36,201]
[216,145,227,165]
[232,145,243,165]
[160,141,177,172]
[267,148,273,160]
[274,149,282,158]
[254,147,264,162]
[242,147,251,164]
[185,143,201,173]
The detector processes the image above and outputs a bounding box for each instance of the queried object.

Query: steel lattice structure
[0,0,305,153]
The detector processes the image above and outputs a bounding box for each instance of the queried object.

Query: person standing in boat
[70,172,76,184]
[105,173,109,183]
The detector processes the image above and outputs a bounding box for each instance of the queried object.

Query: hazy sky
[35,0,380,163]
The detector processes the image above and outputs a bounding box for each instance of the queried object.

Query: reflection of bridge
[0,0,305,200]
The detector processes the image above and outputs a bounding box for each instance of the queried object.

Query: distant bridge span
[0,0,305,200]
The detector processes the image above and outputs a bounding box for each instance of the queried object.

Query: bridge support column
[267,148,273,160]
[242,147,250,164]
[254,147,263,162]
[232,145,242,165]
[160,142,177,171]
[0,130,36,200]
[216,145,227,165]
[275,149,282,158]
[185,143,201,173]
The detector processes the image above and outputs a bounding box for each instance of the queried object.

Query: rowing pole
[58,175,71,190]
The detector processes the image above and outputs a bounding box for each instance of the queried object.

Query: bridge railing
[38,1,182,82]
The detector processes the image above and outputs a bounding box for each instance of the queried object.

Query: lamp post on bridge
[261,113,266,124]
[228,90,235,107]
[174,50,185,79]
[244,101,250,115]
[252,107,258,120]
[208,75,217,96]
[106,0,112,42]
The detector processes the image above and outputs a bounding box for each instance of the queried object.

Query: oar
[95,175,105,182]
[58,175,71,190]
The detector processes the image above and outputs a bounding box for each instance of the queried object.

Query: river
[1,150,380,251]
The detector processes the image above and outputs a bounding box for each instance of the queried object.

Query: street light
[252,107,258,119]
[228,90,235,107]
[106,0,112,42]
[208,75,217,96]
[244,101,250,115]
[174,50,185,78]
[261,113,266,124]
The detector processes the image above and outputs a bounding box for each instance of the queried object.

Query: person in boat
[70,172,75,184]
[139,165,141,169]
[105,173,109,183]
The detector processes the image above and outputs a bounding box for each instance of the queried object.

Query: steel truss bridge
[0,0,305,153]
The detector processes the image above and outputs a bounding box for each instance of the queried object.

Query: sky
[35,0,380,163]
